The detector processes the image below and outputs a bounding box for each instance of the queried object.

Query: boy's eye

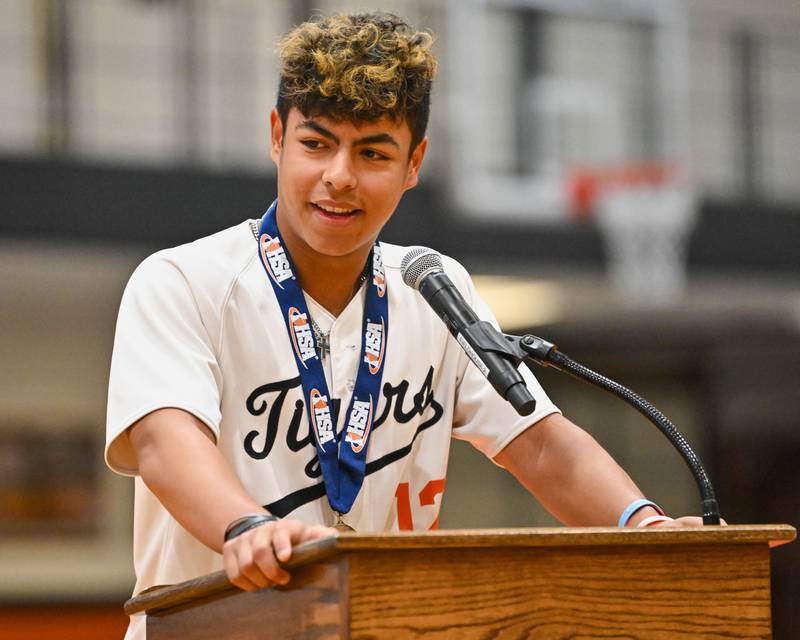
[301,139,324,149]
[362,149,389,160]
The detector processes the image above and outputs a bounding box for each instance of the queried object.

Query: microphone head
[401,247,444,290]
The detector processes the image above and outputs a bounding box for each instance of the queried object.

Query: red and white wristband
[637,514,675,527]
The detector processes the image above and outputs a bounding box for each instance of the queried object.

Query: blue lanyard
[255,200,388,514]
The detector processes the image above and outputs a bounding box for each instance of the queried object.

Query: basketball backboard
[445,0,696,301]
[445,0,692,221]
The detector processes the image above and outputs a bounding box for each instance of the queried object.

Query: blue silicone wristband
[617,499,663,528]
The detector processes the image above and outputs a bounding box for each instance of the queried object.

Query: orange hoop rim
[566,161,683,220]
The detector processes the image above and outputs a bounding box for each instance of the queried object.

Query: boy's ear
[270,107,283,165]
[404,137,428,190]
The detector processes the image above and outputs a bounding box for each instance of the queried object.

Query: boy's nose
[322,151,357,191]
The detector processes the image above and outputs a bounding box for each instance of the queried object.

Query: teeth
[315,203,355,214]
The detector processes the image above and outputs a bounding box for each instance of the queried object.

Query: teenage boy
[106,12,703,639]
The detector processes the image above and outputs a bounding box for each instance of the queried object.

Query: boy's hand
[649,515,728,528]
[222,518,336,591]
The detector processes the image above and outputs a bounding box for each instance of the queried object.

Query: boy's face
[269,106,427,261]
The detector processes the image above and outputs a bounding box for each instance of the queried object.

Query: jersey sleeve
[450,266,561,460]
[105,253,223,476]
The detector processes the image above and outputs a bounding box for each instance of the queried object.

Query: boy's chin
[306,236,368,259]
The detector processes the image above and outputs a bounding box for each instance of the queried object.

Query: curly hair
[276,12,437,153]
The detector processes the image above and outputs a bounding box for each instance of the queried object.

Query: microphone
[401,247,537,416]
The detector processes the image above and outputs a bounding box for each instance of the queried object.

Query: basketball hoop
[567,162,696,305]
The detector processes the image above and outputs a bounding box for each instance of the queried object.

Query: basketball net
[568,162,696,305]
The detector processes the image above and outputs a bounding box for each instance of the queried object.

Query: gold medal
[334,514,356,532]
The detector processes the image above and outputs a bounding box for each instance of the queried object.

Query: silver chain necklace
[309,315,331,359]
[250,219,369,360]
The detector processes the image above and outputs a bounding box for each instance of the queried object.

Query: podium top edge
[124,524,795,616]
[332,524,796,549]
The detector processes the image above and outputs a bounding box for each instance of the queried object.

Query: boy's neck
[289,244,372,317]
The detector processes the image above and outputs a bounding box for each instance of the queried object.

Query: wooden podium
[126,525,795,639]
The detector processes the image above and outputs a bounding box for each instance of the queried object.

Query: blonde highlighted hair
[276,12,437,152]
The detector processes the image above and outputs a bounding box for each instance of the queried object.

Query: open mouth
[312,202,360,217]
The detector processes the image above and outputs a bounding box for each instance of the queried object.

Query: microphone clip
[461,321,524,365]
[502,333,559,366]
[460,325,556,367]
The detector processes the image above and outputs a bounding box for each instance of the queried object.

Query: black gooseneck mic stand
[464,321,722,525]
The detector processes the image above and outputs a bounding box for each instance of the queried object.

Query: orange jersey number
[394,478,446,531]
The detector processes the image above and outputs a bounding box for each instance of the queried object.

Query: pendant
[334,513,356,533]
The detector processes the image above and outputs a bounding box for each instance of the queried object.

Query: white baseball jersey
[105,219,559,639]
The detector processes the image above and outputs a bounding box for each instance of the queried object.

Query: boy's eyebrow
[297,120,339,144]
[355,133,400,149]
[296,120,400,149]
